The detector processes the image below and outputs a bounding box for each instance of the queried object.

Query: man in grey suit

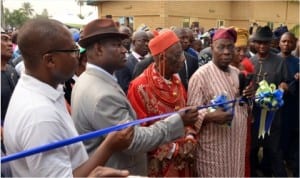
[71,19,198,176]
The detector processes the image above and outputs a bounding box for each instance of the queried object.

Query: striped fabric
[187,61,248,177]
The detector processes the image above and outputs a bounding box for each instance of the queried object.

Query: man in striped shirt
[187,28,253,177]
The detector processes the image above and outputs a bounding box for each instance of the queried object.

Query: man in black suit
[115,30,149,93]
[119,25,132,55]
[173,27,199,90]
[132,56,153,79]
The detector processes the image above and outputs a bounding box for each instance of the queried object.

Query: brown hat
[79,18,129,48]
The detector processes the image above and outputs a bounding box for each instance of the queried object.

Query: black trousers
[250,107,287,177]
[281,96,299,177]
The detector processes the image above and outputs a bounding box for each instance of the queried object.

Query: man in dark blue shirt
[278,32,299,177]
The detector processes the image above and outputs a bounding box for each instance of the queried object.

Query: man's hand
[104,126,134,152]
[278,82,288,92]
[294,72,299,81]
[178,137,197,158]
[242,84,255,99]
[88,166,129,177]
[204,108,233,125]
[179,107,198,126]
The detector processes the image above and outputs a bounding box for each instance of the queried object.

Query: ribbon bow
[255,80,284,110]
[255,80,284,138]
[208,92,234,127]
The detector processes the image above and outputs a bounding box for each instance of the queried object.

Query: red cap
[149,30,179,56]
[213,28,237,42]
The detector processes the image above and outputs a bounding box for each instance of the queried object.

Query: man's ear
[43,53,56,68]
[80,54,88,67]
[158,53,165,61]
[95,43,103,56]
[210,43,214,50]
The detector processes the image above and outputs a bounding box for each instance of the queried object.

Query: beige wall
[250,1,299,29]
[230,1,252,20]
[95,1,299,31]
[97,1,166,30]
[286,1,300,28]
[98,1,162,17]
[165,1,232,19]
[134,16,163,30]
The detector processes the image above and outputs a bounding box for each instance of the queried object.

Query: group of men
[1,17,299,177]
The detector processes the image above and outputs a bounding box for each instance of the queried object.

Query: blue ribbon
[255,85,284,111]
[211,94,233,112]
[1,97,240,164]
[265,111,275,135]
[208,93,235,126]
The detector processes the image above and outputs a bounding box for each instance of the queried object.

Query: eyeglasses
[45,48,80,57]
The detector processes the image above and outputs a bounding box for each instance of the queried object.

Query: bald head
[18,19,72,67]
[279,32,297,55]
[119,25,132,37]
[146,31,154,40]
[172,27,189,50]
[132,31,149,56]
[185,27,195,44]
[172,27,186,37]
[132,30,148,41]
[280,32,296,41]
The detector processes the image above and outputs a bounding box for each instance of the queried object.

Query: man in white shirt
[4,18,133,177]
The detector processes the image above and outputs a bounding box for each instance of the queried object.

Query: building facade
[88,1,299,32]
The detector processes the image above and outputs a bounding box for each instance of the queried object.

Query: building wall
[165,1,232,30]
[97,1,165,30]
[286,1,300,28]
[165,1,232,19]
[95,1,299,31]
[250,1,299,29]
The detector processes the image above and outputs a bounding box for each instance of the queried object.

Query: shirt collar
[87,63,117,81]
[21,73,64,102]
[72,74,79,82]
[131,51,143,62]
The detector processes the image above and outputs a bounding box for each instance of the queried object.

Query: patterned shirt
[187,61,248,177]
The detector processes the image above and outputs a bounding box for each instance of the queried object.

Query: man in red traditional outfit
[127,30,197,177]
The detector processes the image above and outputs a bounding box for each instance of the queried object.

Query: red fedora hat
[79,18,129,48]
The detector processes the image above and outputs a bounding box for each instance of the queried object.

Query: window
[267,22,274,30]
[217,20,225,28]
[191,22,199,28]
[119,16,134,30]
[183,17,190,28]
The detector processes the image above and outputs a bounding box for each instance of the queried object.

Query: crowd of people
[1,17,299,177]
